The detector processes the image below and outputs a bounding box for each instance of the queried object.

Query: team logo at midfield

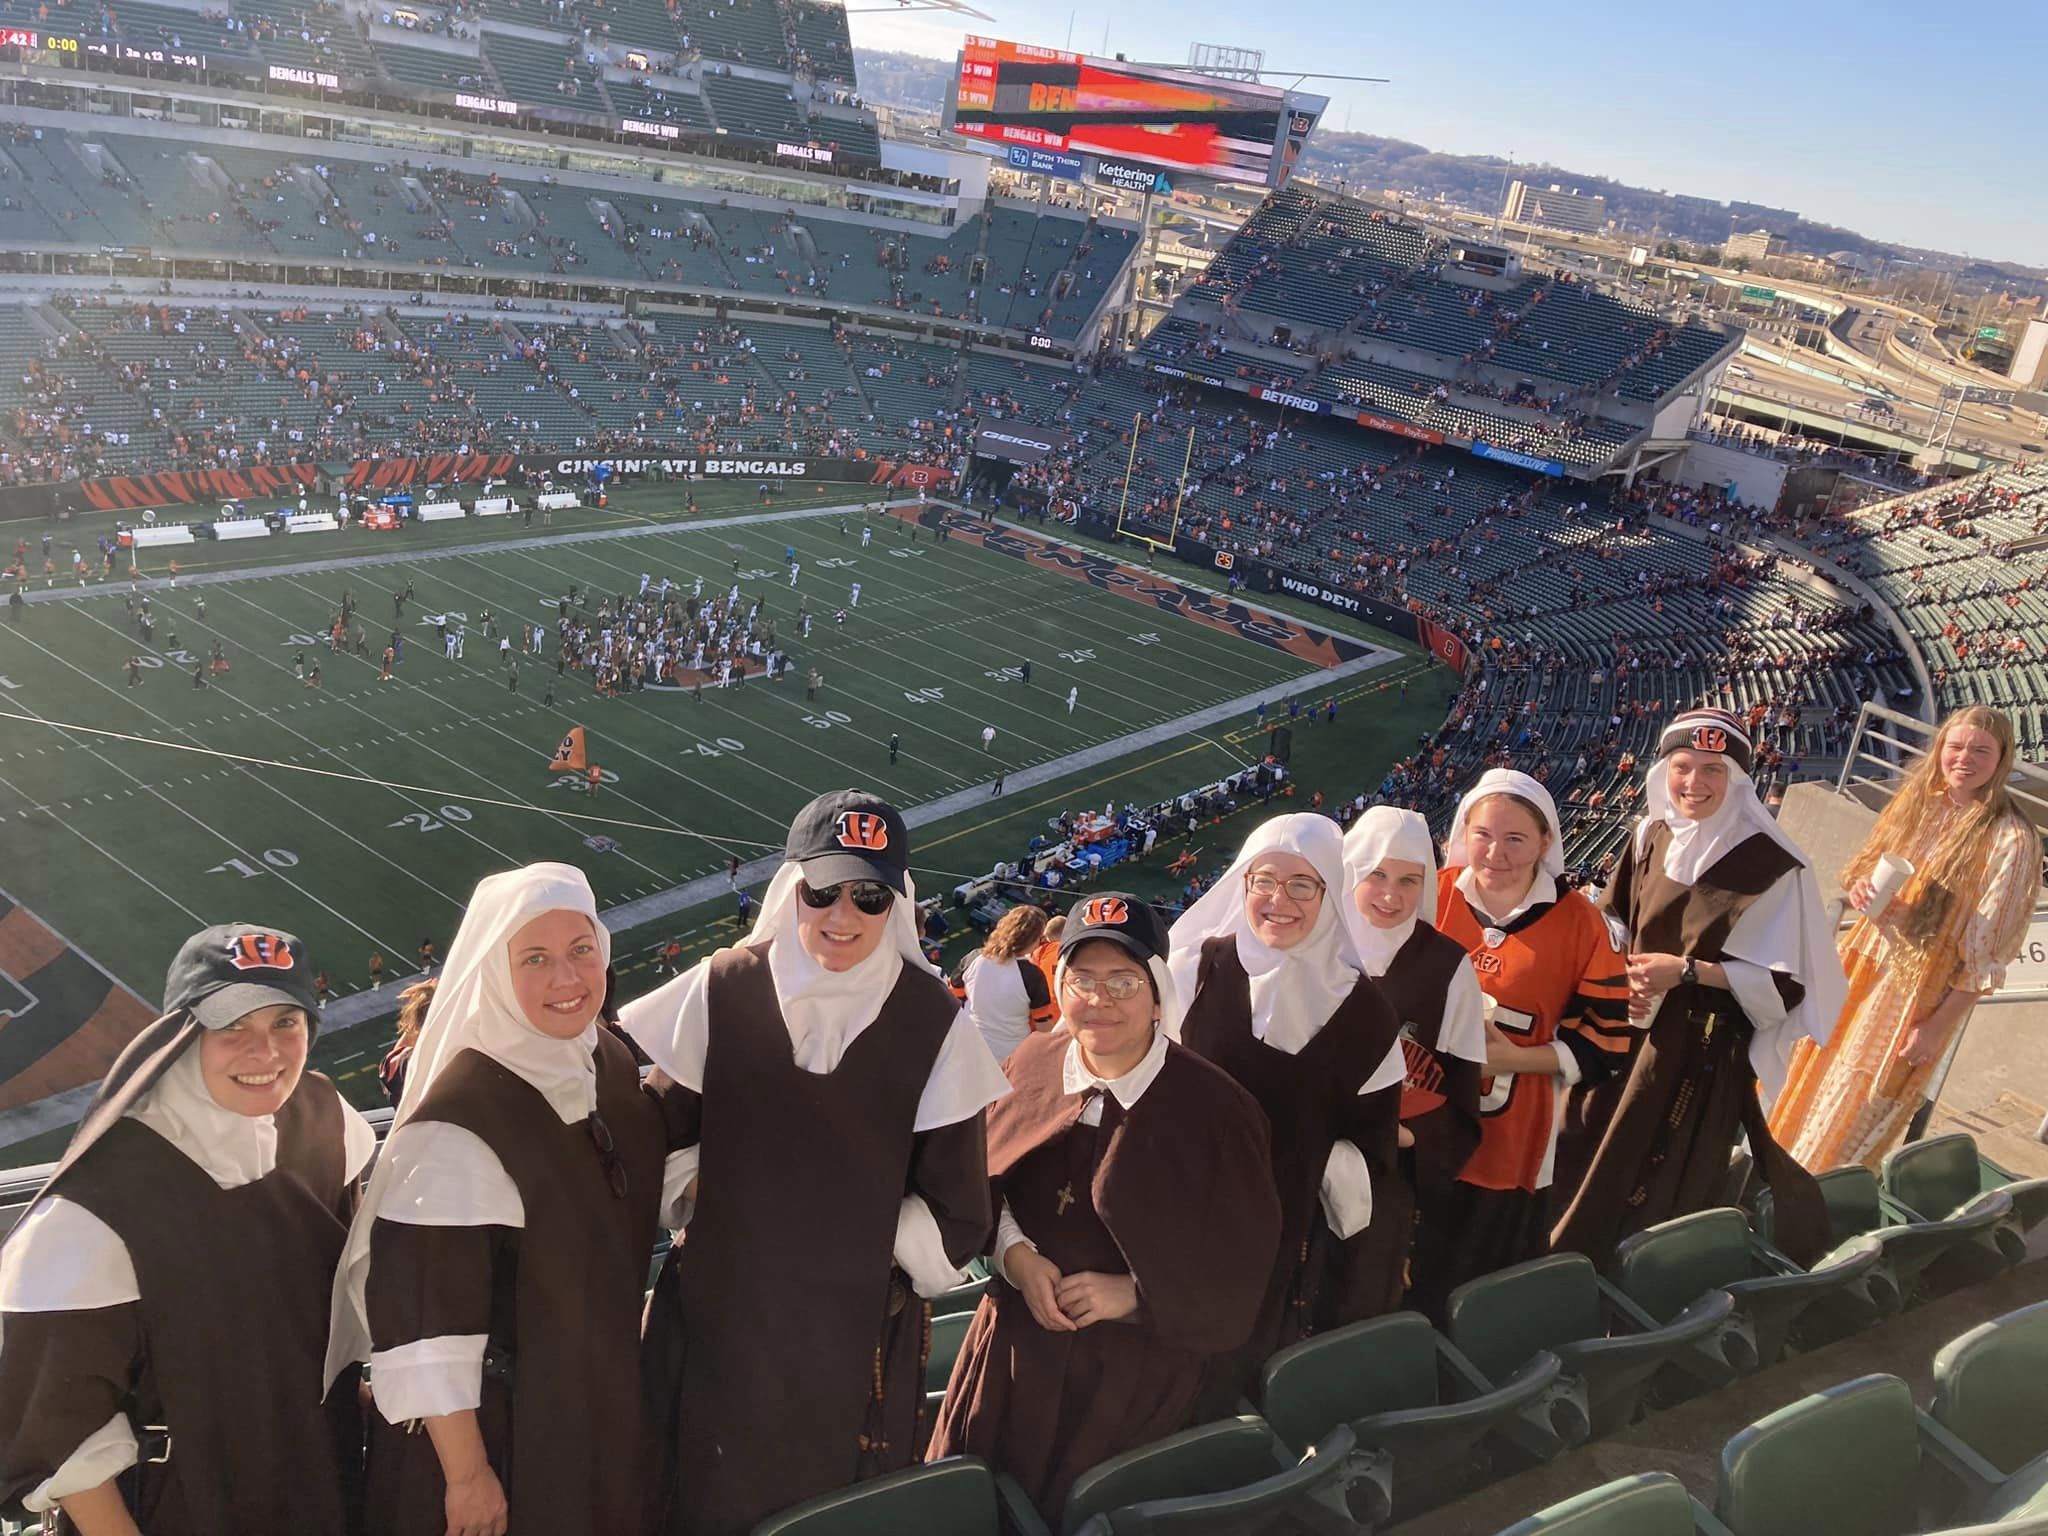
[1690,725,1730,754]
[835,811,890,851]
[1076,896,1129,927]
[227,933,296,971]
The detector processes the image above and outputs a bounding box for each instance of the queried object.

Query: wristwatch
[1680,957,1699,989]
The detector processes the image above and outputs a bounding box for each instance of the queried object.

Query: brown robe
[364,1030,664,1536]
[1178,937,1402,1393]
[928,1029,1280,1517]
[1332,926,1485,1319]
[642,943,992,1536]
[0,1073,361,1536]
[1551,823,1829,1267]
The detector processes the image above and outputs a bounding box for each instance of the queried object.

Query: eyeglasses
[587,1113,628,1200]
[797,879,896,915]
[1060,969,1151,1003]
[1245,871,1326,903]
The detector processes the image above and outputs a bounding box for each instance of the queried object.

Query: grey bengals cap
[164,923,322,1029]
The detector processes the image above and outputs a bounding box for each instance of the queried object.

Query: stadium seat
[1445,1251,1737,1438]
[1611,1208,1889,1377]
[1757,1165,2018,1310]
[1493,1471,1734,1535]
[1716,1374,1966,1536]
[1059,1417,1367,1536]
[935,1275,992,1316]
[1259,1312,1571,1524]
[749,1454,1050,1536]
[1931,1302,2048,1476]
[1882,1134,2042,1275]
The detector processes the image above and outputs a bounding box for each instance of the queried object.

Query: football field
[0,490,1437,1125]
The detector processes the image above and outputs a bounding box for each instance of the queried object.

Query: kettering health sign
[1007,145,1085,180]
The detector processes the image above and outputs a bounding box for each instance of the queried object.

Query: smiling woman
[1769,705,2042,1173]
[327,862,666,1536]
[0,924,376,1536]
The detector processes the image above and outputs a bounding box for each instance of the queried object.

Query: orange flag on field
[549,726,588,774]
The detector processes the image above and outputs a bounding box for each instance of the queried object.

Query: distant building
[1726,229,1772,261]
[1504,180,1607,235]
[1729,201,1800,227]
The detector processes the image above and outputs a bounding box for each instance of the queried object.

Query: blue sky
[849,0,2048,268]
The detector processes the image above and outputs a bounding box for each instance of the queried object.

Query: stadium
[0,0,2047,1531]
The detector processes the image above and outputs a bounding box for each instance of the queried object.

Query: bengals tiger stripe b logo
[227,933,295,971]
[1690,725,1730,754]
[835,811,890,851]
[1077,896,1129,927]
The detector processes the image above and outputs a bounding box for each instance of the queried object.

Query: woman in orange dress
[1769,706,2039,1172]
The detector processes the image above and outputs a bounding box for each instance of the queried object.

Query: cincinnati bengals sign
[835,811,890,851]
[227,933,296,971]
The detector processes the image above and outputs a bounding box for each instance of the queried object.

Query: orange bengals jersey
[1436,870,1630,1193]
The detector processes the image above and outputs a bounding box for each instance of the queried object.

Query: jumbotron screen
[950,37,1303,186]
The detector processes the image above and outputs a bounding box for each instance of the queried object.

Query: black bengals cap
[1058,892,1171,968]
[164,923,321,1029]
[786,789,911,893]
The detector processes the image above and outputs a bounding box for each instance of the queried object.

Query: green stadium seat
[1932,1302,2048,1476]
[929,1308,974,1394]
[1612,1208,1889,1377]
[935,1275,992,1316]
[748,1454,1050,1536]
[1758,1165,2015,1309]
[1446,1251,1737,1438]
[1882,1134,2041,1278]
[1059,1417,1367,1536]
[1494,1471,1735,1535]
[1259,1311,1570,1524]
[1716,1374,1927,1536]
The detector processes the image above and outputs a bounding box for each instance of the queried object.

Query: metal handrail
[1835,702,2048,834]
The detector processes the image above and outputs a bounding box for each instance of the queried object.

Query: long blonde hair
[1843,706,2039,994]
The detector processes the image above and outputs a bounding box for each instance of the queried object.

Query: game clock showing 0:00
[0,27,80,55]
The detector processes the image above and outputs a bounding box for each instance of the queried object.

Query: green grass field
[0,486,1456,1133]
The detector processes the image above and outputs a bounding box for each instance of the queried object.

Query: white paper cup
[1865,853,1915,918]
[1481,993,1499,1029]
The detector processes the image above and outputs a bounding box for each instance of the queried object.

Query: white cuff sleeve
[660,1147,700,1229]
[1721,957,1791,1033]
[893,1195,970,1298]
[22,1412,138,1513]
[1550,1039,1585,1087]
[369,1334,488,1423]
[1319,1139,1373,1240]
[993,1201,1035,1284]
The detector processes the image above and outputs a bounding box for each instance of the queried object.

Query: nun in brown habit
[1330,807,1488,1318]
[1551,710,1845,1268]
[621,791,1010,1536]
[928,894,1281,1518]
[0,924,375,1536]
[1164,814,1405,1396]
[326,862,667,1536]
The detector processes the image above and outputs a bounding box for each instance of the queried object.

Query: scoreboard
[950,37,1322,189]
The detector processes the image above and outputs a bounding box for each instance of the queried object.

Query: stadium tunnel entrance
[965,424,1072,512]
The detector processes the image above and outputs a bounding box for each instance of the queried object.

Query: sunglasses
[587,1113,628,1200]
[797,879,897,915]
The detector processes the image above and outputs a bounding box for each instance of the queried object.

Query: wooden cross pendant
[1055,1182,1076,1216]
